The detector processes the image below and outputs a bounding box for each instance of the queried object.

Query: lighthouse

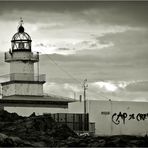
[0,20,74,114]
[1,19,45,97]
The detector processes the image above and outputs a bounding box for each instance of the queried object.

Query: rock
[29,112,36,117]
[50,124,78,140]
[79,142,87,147]
[0,110,77,147]
[0,133,33,147]
[0,110,24,122]
[66,136,80,147]
[1,110,148,147]
[98,139,106,147]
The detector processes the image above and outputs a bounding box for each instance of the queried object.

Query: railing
[5,51,39,62]
[0,73,46,83]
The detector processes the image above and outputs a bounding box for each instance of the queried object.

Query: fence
[50,113,89,131]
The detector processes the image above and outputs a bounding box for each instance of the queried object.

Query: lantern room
[11,22,32,51]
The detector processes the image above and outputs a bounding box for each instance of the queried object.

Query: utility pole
[37,52,39,81]
[83,79,88,114]
[82,79,88,131]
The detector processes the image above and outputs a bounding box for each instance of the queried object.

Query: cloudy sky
[0,1,148,102]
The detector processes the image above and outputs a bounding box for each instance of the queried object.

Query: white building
[68,100,148,136]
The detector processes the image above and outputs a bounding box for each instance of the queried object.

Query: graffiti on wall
[112,112,148,125]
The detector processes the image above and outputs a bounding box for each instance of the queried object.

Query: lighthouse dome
[11,25,32,51]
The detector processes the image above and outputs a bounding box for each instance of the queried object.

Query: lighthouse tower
[1,20,45,98]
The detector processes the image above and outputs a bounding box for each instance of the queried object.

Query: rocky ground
[0,110,148,147]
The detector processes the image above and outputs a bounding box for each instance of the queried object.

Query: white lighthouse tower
[1,20,45,98]
[0,20,73,114]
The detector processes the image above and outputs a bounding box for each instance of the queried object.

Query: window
[101,111,110,115]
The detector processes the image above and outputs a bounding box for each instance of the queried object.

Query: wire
[97,91,109,100]
[0,58,5,64]
[45,54,82,84]
[43,53,109,100]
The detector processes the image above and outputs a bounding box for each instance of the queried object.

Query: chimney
[79,95,82,102]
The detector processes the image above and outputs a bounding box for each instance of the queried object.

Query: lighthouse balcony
[5,51,39,62]
[0,73,46,84]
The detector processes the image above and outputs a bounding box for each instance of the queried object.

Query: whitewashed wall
[15,83,43,96]
[2,83,43,96]
[10,61,34,74]
[2,83,15,96]
[68,100,148,136]
[9,52,36,74]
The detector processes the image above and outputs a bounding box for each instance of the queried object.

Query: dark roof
[1,95,76,108]
[2,94,75,102]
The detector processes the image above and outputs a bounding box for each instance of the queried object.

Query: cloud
[0,1,148,102]
[57,48,71,51]
[80,2,148,27]
[34,39,114,55]
[92,81,119,92]
[125,81,148,92]
[0,1,148,27]
[0,1,143,57]
[43,80,148,102]
[91,81,129,92]
[44,82,82,99]
[96,28,148,67]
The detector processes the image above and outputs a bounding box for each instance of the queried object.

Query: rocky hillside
[0,110,148,147]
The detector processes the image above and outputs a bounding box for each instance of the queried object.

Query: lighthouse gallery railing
[0,73,46,83]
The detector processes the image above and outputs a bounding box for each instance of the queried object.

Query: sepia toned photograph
[0,0,148,147]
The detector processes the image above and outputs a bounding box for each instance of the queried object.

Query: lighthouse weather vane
[19,17,24,26]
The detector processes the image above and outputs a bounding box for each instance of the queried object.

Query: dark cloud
[0,1,148,27]
[0,1,132,13]
[0,1,98,13]
[95,29,148,65]
[39,53,142,83]
[125,81,148,92]
[0,1,148,100]
[36,28,148,83]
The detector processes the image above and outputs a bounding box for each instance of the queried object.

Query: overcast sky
[0,1,148,102]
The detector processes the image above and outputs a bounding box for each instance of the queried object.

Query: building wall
[2,83,43,96]
[110,101,148,136]
[15,83,43,96]
[10,73,34,81]
[8,51,38,74]
[68,100,148,136]
[10,61,34,74]
[12,52,34,60]
[2,84,15,96]
[68,101,84,113]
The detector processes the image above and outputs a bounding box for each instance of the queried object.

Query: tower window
[19,42,24,49]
